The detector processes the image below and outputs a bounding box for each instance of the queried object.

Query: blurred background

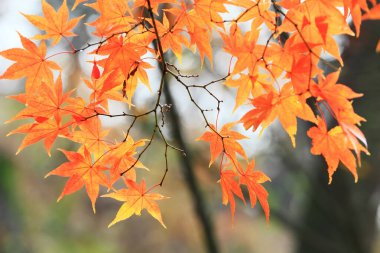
[0,1,379,253]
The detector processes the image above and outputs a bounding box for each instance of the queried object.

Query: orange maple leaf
[91,60,101,80]
[219,169,245,219]
[154,13,190,62]
[289,54,320,94]
[238,160,271,222]
[83,71,126,110]
[46,147,110,212]
[64,97,107,123]
[72,118,110,159]
[241,83,316,147]
[224,74,258,111]
[221,26,263,74]
[7,75,73,123]
[102,136,148,184]
[197,122,247,166]
[307,117,360,184]
[7,116,70,156]
[193,0,227,26]
[343,0,369,36]
[22,0,84,45]
[311,71,363,113]
[165,2,213,65]
[229,0,275,27]
[103,179,168,228]
[86,0,135,37]
[0,33,60,91]
[188,25,213,66]
[95,37,153,106]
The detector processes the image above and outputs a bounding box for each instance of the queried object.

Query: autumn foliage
[0,0,379,228]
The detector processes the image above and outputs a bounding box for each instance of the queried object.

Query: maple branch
[119,106,184,176]
[162,76,221,253]
[166,63,199,78]
[166,69,234,158]
[141,1,220,251]
[158,144,169,186]
[146,0,166,72]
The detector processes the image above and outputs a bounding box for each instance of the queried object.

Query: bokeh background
[0,1,380,253]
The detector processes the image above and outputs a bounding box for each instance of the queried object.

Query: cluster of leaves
[0,0,379,227]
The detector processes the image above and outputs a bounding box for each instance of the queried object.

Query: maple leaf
[107,155,147,185]
[221,26,264,74]
[289,54,321,94]
[224,74,258,111]
[340,122,369,165]
[46,147,110,212]
[310,71,366,128]
[229,0,275,27]
[193,0,227,26]
[95,35,153,90]
[238,160,271,222]
[219,169,245,219]
[277,0,354,67]
[154,13,190,62]
[343,0,370,36]
[188,25,213,66]
[83,71,128,110]
[241,83,316,147]
[280,0,354,37]
[197,122,247,166]
[91,60,101,80]
[7,75,73,123]
[102,136,148,184]
[311,71,363,112]
[224,72,276,111]
[0,33,60,91]
[71,118,110,159]
[64,97,107,123]
[307,117,360,184]
[87,0,135,36]
[103,179,168,228]
[165,3,215,65]
[22,0,83,46]
[8,116,70,156]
